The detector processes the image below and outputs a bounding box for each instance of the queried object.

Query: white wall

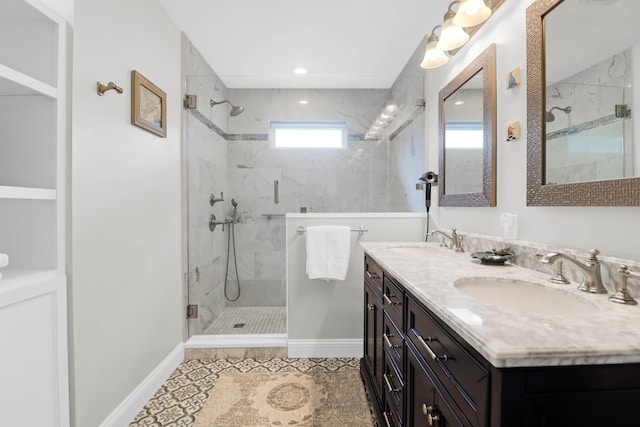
[426,0,640,260]
[39,0,74,25]
[70,0,183,425]
[286,213,425,357]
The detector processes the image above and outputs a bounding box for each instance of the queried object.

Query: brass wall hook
[97,81,124,96]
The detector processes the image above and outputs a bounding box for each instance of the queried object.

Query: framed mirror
[439,43,496,207]
[527,0,640,206]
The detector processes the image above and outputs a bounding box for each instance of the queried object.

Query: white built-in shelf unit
[0,0,67,285]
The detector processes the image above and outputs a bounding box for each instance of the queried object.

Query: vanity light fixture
[421,0,496,70]
[437,3,470,51]
[421,27,450,69]
[452,0,492,27]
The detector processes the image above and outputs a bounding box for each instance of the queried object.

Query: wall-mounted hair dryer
[418,172,438,212]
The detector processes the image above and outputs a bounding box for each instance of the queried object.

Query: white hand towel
[0,253,8,269]
[305,225,351,281]
[0,253,8,279]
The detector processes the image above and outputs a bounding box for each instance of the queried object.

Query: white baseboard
[99,342,184,427]
[185,333,288,348]
[288,339,363,358]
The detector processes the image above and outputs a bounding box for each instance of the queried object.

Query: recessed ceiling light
[454,100,465,105]
[293,67,308,75]
[299,100,308,105]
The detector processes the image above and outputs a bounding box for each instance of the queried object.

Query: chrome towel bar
[296,225,368,235]
[262,213,286,219]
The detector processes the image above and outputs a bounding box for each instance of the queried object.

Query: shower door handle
[274,180,279,204]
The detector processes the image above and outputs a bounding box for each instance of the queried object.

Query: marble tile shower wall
[224,88,425,309]
[545,49,633,184]
[182,34,427,331]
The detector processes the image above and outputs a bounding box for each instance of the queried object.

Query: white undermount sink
[454,277,600,316]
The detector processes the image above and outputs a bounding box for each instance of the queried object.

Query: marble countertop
[361,241,640,368]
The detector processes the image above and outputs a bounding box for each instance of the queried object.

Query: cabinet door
[364,281,383,401]
[407,296,488,426]
[406,343,470,427]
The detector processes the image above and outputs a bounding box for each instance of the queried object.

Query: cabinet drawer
[383,351,404,413]
[382,393,403,427]
[407,297,488,427]
[383,275,404,329]
[365,255,384,293]
[383,312,404,373]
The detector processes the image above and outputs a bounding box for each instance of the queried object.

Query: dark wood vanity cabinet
[361,254,640,427]
[363,256,384,412]
[491,364,640,426]
[363,255,485,427]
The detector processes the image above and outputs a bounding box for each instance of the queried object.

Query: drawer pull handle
[416,333,449,362]
[366,270,379,280]
[382,411,392,427]
[383,293,400,306]
[383,373,400,393]
[383,333,399,349]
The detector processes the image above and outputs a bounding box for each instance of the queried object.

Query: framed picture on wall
[131,70,167,137]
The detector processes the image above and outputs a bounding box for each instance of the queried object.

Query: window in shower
[270,120,347,149]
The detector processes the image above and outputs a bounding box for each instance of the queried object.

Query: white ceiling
[159,0,450,89]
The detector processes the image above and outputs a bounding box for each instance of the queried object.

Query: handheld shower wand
[231,198,238,222]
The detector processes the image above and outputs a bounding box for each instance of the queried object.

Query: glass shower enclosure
[185,74,287,338]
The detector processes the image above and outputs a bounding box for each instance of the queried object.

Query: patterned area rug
[193,370,373,427]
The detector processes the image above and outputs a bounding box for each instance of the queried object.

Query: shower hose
[224,212,241,302]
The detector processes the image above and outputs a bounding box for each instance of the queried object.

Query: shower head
[210,99,245,117]
[546,106,572,122]
[231,198,238,208]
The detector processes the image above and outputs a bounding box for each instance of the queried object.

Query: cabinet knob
[367,304,375,311]
[429,413,440,427]
[423,405,441,427]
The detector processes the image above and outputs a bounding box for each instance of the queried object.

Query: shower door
[185,74,229,337]
[185,75,287,337]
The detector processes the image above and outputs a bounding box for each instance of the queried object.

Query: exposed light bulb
[437,15,469,51]
[384,103,400,115]
[421,40,449,69]
[453,0,492,27]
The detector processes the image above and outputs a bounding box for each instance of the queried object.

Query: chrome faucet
[538,249,608,294]
[430,228,463,252]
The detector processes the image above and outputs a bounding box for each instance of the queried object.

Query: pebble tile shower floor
[203,306,286,335]
[128,357,377,427]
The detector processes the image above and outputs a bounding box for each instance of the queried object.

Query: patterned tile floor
[203,306,286,335]
[128,358,377,427]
